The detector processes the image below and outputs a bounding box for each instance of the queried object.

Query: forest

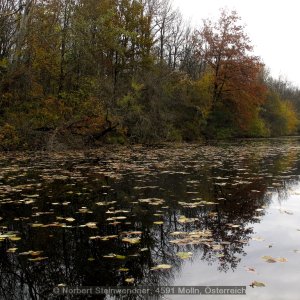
[1,0,300,150]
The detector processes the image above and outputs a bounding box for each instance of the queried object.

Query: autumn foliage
[0,2,299,149]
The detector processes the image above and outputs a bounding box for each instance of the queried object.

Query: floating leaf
[262,256,288,263]
[170,231,186,236]
[58,284,66,287]
[28,257,48,262]
[119,268,129,272]
[276,257,288,262]
[103,253,126,259]
[153,221,164,225]
[31,223,44,228]
[125,278,134,283]
[252,237,265,242]
[176,252,193,259]
[178,216,198,224]
[7,248,17,253]
[9,236,21,241]
[151,264,172,270]
[245,267,256,273]
[261,256,277,263]
[122,237,141,244]
[212,244,223,251]
[250,281,265,287]
[85,222,97,229]
[279,209,293,215]
[65,218,75,222]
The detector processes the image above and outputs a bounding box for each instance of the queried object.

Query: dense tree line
[0,0,299,150]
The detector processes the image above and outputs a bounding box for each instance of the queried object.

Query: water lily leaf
[176,252,193,259]
[151,264,172,270]
[251,281,265,287]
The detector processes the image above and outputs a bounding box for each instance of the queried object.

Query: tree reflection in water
[0,139,299,299]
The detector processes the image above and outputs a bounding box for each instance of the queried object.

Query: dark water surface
[1,139,300,299]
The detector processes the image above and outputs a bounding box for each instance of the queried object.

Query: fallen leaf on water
[125,278,134,283]
[65,218,75,222]
[103,253,126,260]
[151,264,172,270]
[250,281,265,288]
[276,257,288,262]
[85,222,97,229]
[262,256,288,263]
[28,257,48,262]
[31,223,44,228]
[122,237,141,244]
[178,216,198,224]
[119,268,129,272]
[176,252,193,259]
[10,236,21,241]
[58,284,66,287]
[212,244,223,251]
[7,248,17,253]
[153,221,164,225]
[261,256,277,263]
[170,231,186,236]
[245,267,256,273]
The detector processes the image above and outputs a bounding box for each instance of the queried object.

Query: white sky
[172,0,300,88]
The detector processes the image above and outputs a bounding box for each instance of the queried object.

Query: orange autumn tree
[193,9,266,133]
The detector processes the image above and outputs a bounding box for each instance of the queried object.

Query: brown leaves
[261,256,288,263]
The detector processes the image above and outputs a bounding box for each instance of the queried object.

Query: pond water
[1,138,300,299]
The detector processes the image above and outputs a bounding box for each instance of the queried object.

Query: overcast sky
[172,0,300,88]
